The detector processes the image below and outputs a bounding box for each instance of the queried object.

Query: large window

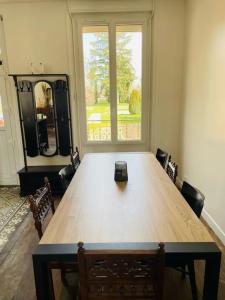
[76,13,150,146]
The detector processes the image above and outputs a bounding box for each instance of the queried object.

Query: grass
[86,102,141,128]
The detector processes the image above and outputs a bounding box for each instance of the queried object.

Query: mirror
[34,81,57,156]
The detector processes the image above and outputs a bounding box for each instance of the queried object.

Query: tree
[116,33,135,103]
[129,88,141,114]
[88,33,110,104]
[87,32,135,104]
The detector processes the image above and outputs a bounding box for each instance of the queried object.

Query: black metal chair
[181,181,205,218]
[71,147,81,172]
[59,164,75,192]
[172,182,205,300]
[59,147,81,194]
[156,148,169,169]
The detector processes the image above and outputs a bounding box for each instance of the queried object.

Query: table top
[40,152,212,245]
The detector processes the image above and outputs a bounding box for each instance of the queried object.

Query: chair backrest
[181,181,205,218]
[156,148,169,169]
[78,242,165,300]
[166,159,178,184]
[59,164,75,192]
[71,146,81,172]
[27,177,55,239]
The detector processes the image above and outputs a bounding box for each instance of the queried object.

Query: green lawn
[86,102,141,127]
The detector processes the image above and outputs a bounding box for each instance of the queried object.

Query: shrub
[129,89,141,114]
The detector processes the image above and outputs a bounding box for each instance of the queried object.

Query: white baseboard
[202,208,225,246]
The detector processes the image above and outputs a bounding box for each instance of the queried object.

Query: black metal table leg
[188,261,198,300]
[203,252,221,300]
[33,255,51,300]
[33,244,77,300]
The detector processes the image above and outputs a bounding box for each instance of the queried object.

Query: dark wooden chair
[59,164,75,192]
[28,178,77,299]
[166,159,178,183]
[77,242,165,300]
[27,177,55,239]
[181,181,205,218]
[156,148,169,169]
[71,146,81,172]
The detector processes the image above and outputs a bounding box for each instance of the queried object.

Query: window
[116,25,142,141]
[76,13,150,146]
[83,26,111,141]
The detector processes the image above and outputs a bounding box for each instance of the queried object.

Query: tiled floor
[0,187,29,252]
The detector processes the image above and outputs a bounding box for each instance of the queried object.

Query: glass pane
[34,81,57,156]
[116,25,142,141]
[0,95,4,127]
[82,26,111,141]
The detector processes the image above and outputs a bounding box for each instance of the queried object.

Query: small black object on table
[114,161,128,182]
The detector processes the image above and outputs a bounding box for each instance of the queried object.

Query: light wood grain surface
[40,153,212,244]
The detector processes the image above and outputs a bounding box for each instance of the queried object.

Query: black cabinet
[18,166,64,196]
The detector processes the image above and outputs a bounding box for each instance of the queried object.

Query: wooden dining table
[33,152,221,300]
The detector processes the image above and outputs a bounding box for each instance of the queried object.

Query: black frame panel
[18,80,39,157]
[54,79,71,156]
[10,74,74,168]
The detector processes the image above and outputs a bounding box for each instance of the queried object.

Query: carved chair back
[28,177,55,239]
[78,242,165,300]
[166,159,178,184]
[71,146,81,172]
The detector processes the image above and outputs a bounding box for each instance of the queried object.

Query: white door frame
[0,17,18,185]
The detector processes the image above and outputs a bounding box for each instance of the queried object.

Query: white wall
[0,0,77,169]
[181,0,225,243]
[151,0,185,162]
[0,0,185,172]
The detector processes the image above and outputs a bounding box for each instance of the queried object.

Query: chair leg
[181,264,186,279]
[187,261,198,300]
[61,267,69,287]
[48,268,55,300]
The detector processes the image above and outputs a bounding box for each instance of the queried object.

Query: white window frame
[0,17,7,131]
[0,78,8,131]
[0,16,6,76]
[73,12,151,149]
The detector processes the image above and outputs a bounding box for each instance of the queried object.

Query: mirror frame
[34,80,58,157]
